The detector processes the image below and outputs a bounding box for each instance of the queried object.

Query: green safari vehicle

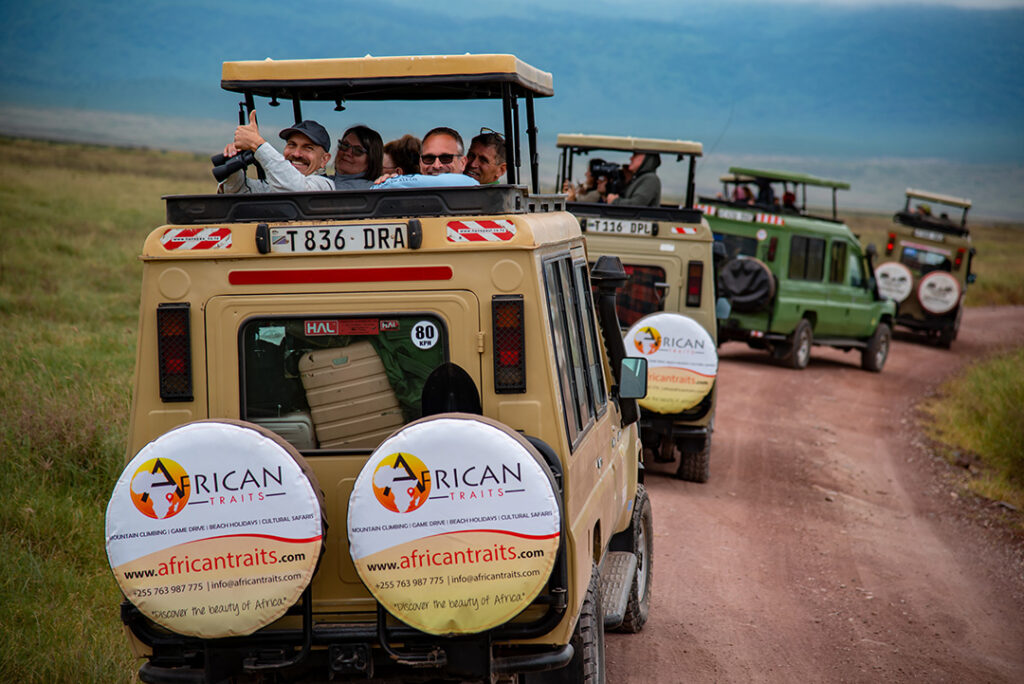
[875,188,976,348]
[701,167,896,371]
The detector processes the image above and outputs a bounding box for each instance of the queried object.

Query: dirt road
[608,307,1024,683]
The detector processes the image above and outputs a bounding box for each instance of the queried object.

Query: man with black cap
[218,111,333,193]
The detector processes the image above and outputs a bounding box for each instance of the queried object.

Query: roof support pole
[686,155,696,209]
[526,93,539,194]
[292,96,302,125]
[501,84,517,186]
[511,90,522,187]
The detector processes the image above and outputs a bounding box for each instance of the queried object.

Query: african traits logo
[633,326,662,354]
[130,458,191,519]
[372,453,432,513]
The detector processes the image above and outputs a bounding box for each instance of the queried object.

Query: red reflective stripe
[228,266,453,285]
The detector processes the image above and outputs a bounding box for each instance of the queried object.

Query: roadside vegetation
[0,137,207,682]
[0,137,1021,680]
[921,348,1024,517]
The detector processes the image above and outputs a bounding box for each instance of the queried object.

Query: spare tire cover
[105,420,325,638]
[718,257,776,313]
[624,312,718,414]
[917,271,961,314]
[348,413,561,636]
[874,262,914,303]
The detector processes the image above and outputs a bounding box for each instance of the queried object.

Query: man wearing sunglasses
[419,127,468,175]
[464,130,507,185]
[373,126,477,189]
[218,111,333,194]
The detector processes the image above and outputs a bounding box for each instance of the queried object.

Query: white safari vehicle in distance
[104,54,653,684]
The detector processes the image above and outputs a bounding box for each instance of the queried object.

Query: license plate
[270,224,409,254]
[586,218,653,235]
[717,208,755,223]
[913,228,946,242]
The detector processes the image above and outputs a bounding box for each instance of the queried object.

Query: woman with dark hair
[383,134,421,176]
[333,125,383,189]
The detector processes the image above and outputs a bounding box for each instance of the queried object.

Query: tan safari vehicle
[876,188,976,348]
[104,55,654,684]
[555,134,720,483]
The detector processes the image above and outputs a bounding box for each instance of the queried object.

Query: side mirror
[618,357,647,399]
[865,243,878,258]
[967,273,977,284]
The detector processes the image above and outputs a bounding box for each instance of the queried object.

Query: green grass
[921,348,1024,516]
[0,137,208,683]
[847,210,1024,307]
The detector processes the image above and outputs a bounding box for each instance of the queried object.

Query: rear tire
[677,437,710,483]
[617,485,653,633]
[523,563,605,683]
[861,322,891,372]
[781,319,813,370]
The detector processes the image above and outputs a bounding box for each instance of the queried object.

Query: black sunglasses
[421,153,458,165]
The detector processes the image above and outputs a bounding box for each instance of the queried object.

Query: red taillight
[954,247,965,270]
[767,236,778,262]
[886,232,896,255]
[157,303,193,402]
[686,261,703,307]
[492,295,526,393]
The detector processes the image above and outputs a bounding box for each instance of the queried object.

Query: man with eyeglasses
[464,130,507,185]
[218,112,333,193]
[373,126,477,189]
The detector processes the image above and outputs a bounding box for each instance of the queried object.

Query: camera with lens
[590,160,626,196]
[211,149,257,182]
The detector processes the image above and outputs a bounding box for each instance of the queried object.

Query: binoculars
[210,149,257,182]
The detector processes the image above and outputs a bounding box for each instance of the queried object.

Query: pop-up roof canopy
[726,167,850,191]
[556,134,703,157]
[905,188,971,210]
[221,54,553,101]
[556,133,704,208]
[219,54,553,190]
[719,166,850,220]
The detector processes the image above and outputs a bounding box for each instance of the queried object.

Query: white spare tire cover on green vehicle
[348,413,561,636]
[105,420,325,638]
[917,270,961,314]
[874,262,914,303]
[624,312,717,414]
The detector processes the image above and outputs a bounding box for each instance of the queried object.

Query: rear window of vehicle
[900,245,951,272]
[716,233,758,259]
[240,314,447,450]
[616,265,667,327]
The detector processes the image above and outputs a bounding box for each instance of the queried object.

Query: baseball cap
[279,120,331,151]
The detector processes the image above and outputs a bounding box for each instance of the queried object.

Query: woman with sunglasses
[333,125,384,190]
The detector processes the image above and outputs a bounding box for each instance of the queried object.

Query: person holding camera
[564,158,611,202]
[605,152,661,207]
[217,111,333,193]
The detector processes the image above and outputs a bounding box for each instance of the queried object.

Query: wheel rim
[797,329,811,366]
[635,522,649,600]
[875,334,889,367]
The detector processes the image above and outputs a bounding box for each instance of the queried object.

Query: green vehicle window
[829,241,847,284]
[847,251,864,288]
[789,235,826,281]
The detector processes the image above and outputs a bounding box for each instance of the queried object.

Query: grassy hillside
[0,137,1020,681]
